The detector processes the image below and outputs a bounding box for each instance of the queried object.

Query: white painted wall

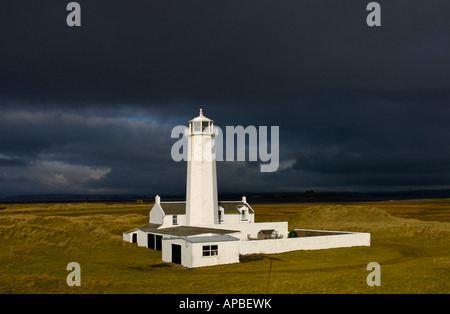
[136,229,149,247]
[162,238,240,268]
[219,212,240,224]
[161,214,186,228]
[190,241,239,268]
[239,231,371,255]
[237,205,254,223]
[219,207,255,224]
[149,203,164,224]
[162,238,191,266]
[123,232,137,242]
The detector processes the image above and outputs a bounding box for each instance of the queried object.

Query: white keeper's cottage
[123,109,370,268]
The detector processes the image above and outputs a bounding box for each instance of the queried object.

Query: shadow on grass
[128,263,176,271]
[239,254,282,263]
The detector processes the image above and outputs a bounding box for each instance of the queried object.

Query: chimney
[155,195,161,205]
[242,194,247,204]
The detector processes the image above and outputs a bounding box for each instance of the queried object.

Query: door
[155,235,162,251]
[148,234,155,249]
[132,233,137,243]
[172,244,181,264]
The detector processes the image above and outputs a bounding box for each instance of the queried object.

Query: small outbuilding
[162,234,240,268]
[123,228,139,243]
[257,229,279,240]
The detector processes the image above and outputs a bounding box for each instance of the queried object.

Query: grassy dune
[0,200,449,293]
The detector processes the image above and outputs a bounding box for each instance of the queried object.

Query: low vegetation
[0,199,449,293]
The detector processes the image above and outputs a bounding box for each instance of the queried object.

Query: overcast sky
[0,0,449,196]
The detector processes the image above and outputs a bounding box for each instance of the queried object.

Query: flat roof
[139,223,162,232]
[164,234,240,243]
[138,224,239,237]
[123,228,139,234]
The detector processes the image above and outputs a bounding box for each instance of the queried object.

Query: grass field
[0,199,449,294]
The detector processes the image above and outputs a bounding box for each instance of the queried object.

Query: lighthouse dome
[188,109,214,134]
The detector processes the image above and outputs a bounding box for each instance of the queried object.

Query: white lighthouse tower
[185,109,219,226]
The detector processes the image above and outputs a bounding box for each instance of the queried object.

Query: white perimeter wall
[239,231,370,255]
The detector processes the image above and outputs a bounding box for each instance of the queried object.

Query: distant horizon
[2,188,450,204]
[3,186,450,196]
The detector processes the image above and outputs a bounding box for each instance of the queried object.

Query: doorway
[148,234,155,249]
[172,244,181,264]
[155,235,162,251]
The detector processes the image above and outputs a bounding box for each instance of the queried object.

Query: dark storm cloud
[0,0,449,195]
[2,0,448,105]
[0,109,186,195]
[0,156,26,167]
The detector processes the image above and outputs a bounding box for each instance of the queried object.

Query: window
[202,245,218,256]
[194,121,201,132]
[172,215,178,225]
[202,121,209,132]
[241,209,248,221]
